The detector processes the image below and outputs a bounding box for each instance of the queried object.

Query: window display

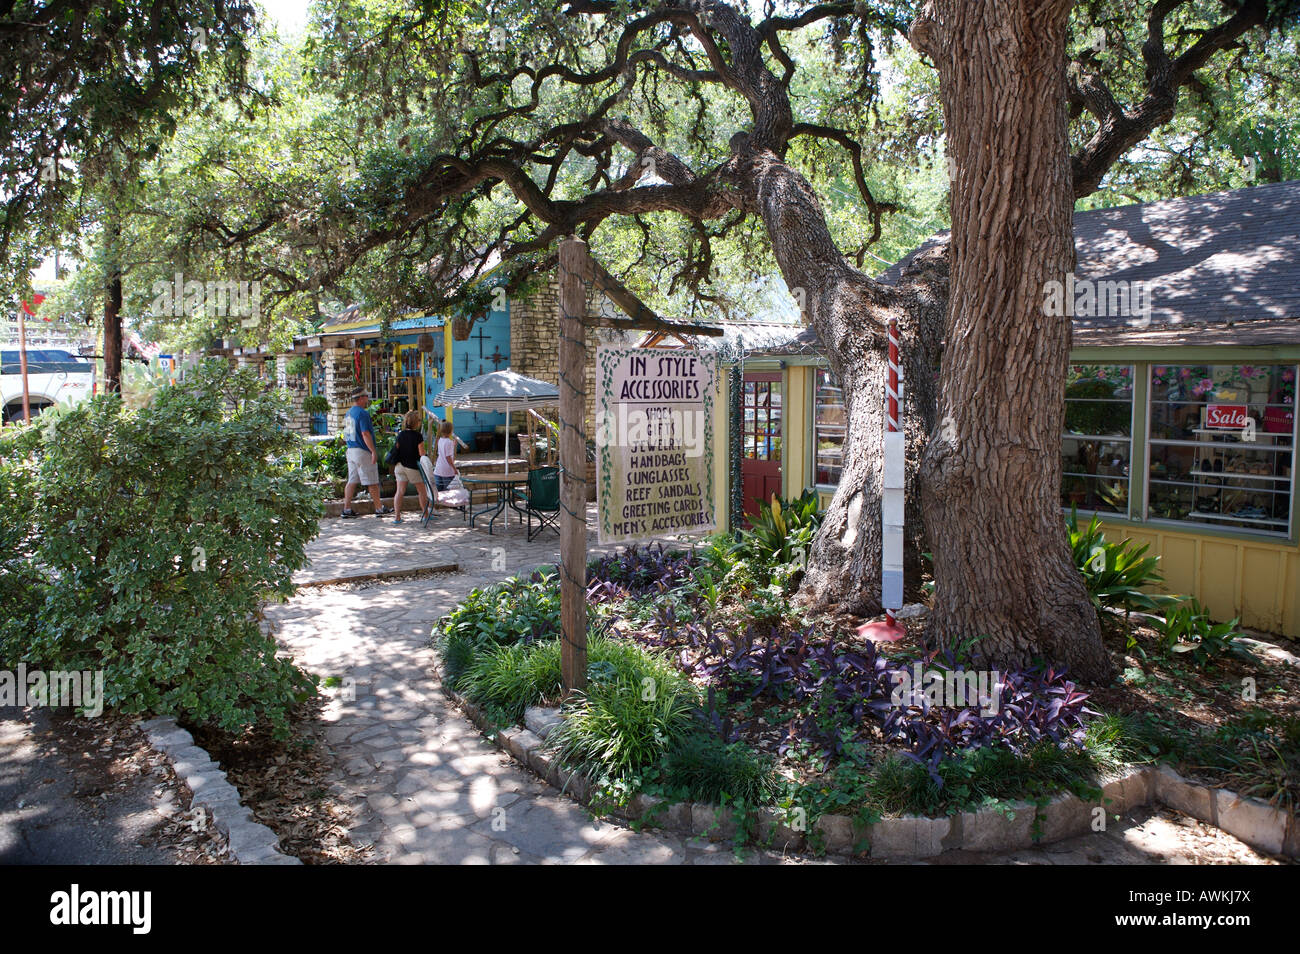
[814,368,845,486]
[1148,364,1296,533]
[743,378,781,461]
[1061,364,1133,514]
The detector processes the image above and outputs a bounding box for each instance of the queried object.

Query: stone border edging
[296,562,458,589]
[140,716,300,866]
[444,689,1298,860]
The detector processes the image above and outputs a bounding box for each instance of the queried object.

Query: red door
[741,372,783,516]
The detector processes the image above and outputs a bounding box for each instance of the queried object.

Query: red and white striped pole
[860,319,907,641]
[884,320,900,630]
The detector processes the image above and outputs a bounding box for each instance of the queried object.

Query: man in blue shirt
[341,389,392,517]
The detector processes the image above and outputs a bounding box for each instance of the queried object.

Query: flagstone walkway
[262,514,1275,865]
[271,509,756,864]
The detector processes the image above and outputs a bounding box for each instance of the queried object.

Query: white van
[1,348,94,423]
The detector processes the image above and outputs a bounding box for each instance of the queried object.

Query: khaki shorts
[393,463,423,484]
[346,446,379,486]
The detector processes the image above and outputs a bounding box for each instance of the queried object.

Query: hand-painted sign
[596,346,718,544]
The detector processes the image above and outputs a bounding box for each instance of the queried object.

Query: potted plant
[303,395,329,416]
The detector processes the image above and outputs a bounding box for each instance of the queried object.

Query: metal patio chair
[516,466,560,541]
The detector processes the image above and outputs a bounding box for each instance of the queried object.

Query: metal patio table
[461,472,530,534]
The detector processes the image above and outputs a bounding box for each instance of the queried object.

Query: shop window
[1062,364,1134,514]
[743,378,782,461]
[814,368,845,487]
[1148,364,1296,533]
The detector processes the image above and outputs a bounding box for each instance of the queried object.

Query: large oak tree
[120,0,1299,679]
[1,0,260,387]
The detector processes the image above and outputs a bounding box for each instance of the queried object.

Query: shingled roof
[878,179,1300,348]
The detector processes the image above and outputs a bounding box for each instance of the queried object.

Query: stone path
[264,515,1276,865]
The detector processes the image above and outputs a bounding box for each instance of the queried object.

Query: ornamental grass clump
[659,733,776,804]
[458,639,564,723]
[547,646,700,780]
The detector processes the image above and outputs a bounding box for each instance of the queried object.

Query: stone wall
[276,354,313,435]
[508,280,617,430]
[322,346,357,434]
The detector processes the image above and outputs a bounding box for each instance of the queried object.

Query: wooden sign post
[554,237,727,695]
[558,237,589,694]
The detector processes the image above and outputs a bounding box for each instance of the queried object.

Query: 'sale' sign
[1206,404,1249,429]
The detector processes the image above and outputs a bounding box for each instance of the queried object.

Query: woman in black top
[392,409,428,523]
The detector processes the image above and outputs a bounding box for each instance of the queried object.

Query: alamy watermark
[150,272,262,328]
[593,404,708,458]
[50,884,150,934]
[0,665,104,717]
[1042,272,1152,326]
[890,663,1002,717]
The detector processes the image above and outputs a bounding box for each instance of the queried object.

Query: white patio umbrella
[430,369,559,474]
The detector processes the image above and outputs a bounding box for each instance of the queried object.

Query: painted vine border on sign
[596,346,718,545]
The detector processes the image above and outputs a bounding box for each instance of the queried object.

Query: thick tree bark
[802,285,942,615]
[103,272,122,394]
[719,139,924,614]
[103,221,123,394]
[912,0,1114,681]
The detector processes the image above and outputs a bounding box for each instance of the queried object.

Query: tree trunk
[912,0,1114,681]
[801,302,941,615]
[801,347,886,615]
[103,222,123,393]
[720,142,925,613]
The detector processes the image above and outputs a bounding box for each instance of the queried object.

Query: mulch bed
[1087,612,1300,726]
[185,699,371,865]
[613,592,1300,801]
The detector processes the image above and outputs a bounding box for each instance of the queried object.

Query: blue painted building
[290,302,513,446]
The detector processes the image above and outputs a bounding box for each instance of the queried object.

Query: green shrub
[0,423,45,655]
[660,733,775,804]
[1155,599,1247,667]
[436,569,562,647]
[0,361,321,736]
[320,436,349,479]
[302,394,329,416]
[1067,508,1170,614]
[286,355,315,378]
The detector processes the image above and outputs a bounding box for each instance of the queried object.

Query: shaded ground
[252,515,1282,865]
[187,699,371,865]
[0,707,231,865]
